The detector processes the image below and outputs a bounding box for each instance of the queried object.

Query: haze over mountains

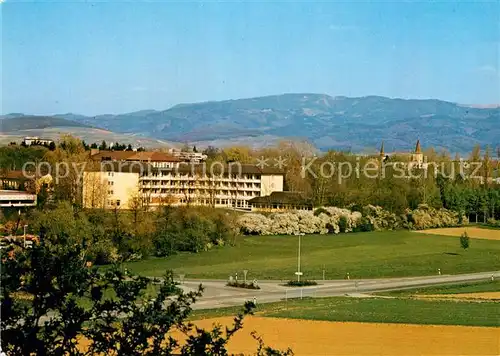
[2,94,499,153]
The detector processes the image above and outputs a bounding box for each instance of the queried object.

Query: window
[116,200,121,207]
[108,190,114,195]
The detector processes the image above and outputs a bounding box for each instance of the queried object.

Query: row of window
[143,173,261,180]
[141,189,259,197]
[140,181,260,189]
[174,198,250,206]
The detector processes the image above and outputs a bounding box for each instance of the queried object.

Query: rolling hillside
[0,115,176,148]
[4,94,499,153]
[0,115,89,131]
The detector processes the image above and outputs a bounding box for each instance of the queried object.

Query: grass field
[191,296,500,327]
[125,230,500,280]
[380,280,500,297]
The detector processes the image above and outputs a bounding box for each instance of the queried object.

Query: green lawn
[125,230,500,280]
[379,280,500,297]
[191,296,500,327]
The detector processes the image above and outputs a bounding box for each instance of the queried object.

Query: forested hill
[5,94,500,153]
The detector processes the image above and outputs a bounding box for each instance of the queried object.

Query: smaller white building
[23,136,54,146]
[0,190,37,207]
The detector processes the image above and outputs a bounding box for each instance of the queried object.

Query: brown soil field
[415,227,500,240]
[191,317,500,355]
[76,316,500,355]
[418,292,500,301]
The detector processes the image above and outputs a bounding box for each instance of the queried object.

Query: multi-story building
[0,190,37,207]
[83,161,284,210]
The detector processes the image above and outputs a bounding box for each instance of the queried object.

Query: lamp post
[295,233,304,282]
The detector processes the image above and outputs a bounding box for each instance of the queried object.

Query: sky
[1,0,499,115]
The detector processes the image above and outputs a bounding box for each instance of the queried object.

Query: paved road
[175,271,500,310]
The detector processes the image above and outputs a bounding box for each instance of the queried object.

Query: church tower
[379,141,387,162]
[411,139,424,166]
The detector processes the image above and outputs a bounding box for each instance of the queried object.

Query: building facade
[23,136,54,146]
[0,190,37,207]
[83,162,284,210]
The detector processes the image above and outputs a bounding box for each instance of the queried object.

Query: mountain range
[1,94,499,154]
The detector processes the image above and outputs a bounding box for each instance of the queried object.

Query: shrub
[486,218,500,227]
[313,207,330,217]
[226,281,261,290]
[285,280,318,287]
[338,216,348,233]
[154,207,236,256]
[460,231,470,250]
[405,206,463,230]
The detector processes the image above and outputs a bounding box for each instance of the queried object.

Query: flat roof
[85,162,284,175]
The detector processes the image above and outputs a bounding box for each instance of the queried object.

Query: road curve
[174,271,500,310]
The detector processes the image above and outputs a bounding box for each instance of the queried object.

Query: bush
[460,231,470,250]
[313,207,330,217]
[154,207,237,256]
[226,281,261,290]
[338,216,348,233]
[486,218,500,227]
[285,280,318,287]
[405,206,464,230]
[236,204,467,236]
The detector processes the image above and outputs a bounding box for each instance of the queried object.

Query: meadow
[192,296,500,327]
[379,280,500,296]
[125,230,500,280]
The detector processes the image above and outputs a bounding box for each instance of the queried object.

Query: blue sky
[1,1,499,115]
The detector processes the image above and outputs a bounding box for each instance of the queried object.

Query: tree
[203,146,220,159]
[1,237,292,355]
[43,135,88,204]
[460,231,470,250]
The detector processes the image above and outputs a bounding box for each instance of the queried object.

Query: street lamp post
[295,233,304,282]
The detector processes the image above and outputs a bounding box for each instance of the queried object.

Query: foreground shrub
[1,238,291,355]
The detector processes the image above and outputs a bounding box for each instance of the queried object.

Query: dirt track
[418,292,500,301]
[415,227,500,240]
[193,317,500,355]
